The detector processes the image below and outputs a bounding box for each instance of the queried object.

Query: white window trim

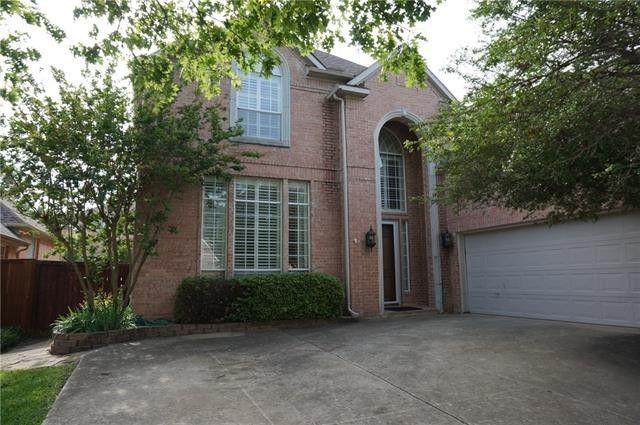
[232,178,282,273]
[400,220,411,292]
[288,181,310,272]
[229,55,291,147]
[200,178,228,272]
[379,127,408,213]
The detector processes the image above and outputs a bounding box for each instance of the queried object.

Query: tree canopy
[417,0,640,221]
[73,0,434,106]
[1,0,439,316]
[1,71,245,311]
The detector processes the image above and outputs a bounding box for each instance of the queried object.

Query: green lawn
[0,365,75,425]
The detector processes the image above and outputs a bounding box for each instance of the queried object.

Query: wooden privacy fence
[1,259,129,334]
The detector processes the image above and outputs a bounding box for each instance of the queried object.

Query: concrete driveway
[45,314,640,425]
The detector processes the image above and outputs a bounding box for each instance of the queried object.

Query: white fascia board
[347,61,456,102]
[306,53,326,70]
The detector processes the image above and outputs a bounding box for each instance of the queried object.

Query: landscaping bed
[51,272,345,355]
[50,318,340,355]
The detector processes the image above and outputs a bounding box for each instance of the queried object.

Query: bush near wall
[174,277,245,324]
[0,327,22,352]
[173,273,343,324]
[230,273,344,322]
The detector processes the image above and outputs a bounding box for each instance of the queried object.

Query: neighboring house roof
[0,199,50,236]
[0,223,28,246]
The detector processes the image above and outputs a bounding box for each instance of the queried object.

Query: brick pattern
[49,319,339,355]
[134,48,458,317]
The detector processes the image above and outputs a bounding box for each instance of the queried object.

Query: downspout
[331,93,360,318]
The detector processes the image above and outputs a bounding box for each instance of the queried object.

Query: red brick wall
[133,50,448,317]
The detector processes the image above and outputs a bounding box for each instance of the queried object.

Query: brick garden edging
[49,319,342,355]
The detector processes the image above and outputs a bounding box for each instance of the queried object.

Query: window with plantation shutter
[233,179,281,272]
[288,181,309,271]
[201,178,227,271]
[236,66,282,141]
[379,127,406,212]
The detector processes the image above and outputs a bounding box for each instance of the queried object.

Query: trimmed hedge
[0,327,21,352]
[174,277,245,324]
[230,273,344,322]
[173,273,343,324]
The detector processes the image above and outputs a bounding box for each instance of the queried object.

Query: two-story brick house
[133,48,640,327]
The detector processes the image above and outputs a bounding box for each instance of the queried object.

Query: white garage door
[464,213,640,327]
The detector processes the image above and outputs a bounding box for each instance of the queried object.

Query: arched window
[379,127,406,212]
[231,61,290,146]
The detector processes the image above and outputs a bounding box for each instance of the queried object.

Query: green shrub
[134,315,172,327]
[174,277,245,324]
[230,272,344,322]
[0,327,22,352]
[52,293,135,334]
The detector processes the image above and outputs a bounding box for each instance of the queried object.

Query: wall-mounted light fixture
[440,230,453,249]
[365,226,377,248]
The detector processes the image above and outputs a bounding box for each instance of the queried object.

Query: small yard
[0,365,75,425]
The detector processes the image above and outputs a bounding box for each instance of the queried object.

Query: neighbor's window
[236,66,283,141]
[379,127,406,212]
[233,179,281,272]
[288,181,310,271]
[201,177,227,271]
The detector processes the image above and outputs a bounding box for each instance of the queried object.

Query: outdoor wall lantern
[365,226,377,248]
[440,230,454,249]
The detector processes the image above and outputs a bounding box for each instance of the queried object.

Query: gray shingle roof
[312,50,367,77]
[0,199,49,234]
[0,223,28,245]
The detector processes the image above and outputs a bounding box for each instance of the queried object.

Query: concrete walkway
[44,315,640,425]
[1,338,83,371]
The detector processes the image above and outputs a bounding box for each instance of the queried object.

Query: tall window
[234,179,281,272]
[288,181,310,271]
[379,127,406,212]
[400,220,410,292]
[201,178,227,271]
[236,67,282,141]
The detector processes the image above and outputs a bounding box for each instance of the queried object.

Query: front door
[382,223,398,303]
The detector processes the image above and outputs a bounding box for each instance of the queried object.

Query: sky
[5,0,482,101]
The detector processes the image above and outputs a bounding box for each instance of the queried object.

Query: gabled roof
[0,199,49,235]
[0,223,28,246]
[311,50,367,77]
[306,50,456,102]
[347,61,456,101]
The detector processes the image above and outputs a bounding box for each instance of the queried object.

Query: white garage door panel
[465,213,640,327]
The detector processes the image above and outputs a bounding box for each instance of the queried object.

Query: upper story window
[379,127,406,212]
[231,60,291,146]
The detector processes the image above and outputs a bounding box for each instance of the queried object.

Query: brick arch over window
[229,50,291,146]
[372,109,442,313]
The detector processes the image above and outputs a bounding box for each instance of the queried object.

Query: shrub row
[174,272,344,324]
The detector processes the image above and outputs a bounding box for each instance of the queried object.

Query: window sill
[231,136,290,148]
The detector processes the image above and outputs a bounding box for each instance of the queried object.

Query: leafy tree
[417,0,640,221]
[0,0,65,103]
[1,71,245,314]
[1,0,439,321]
[73,0,435,106]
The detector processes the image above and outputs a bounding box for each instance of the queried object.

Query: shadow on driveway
[44,315,640,425]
